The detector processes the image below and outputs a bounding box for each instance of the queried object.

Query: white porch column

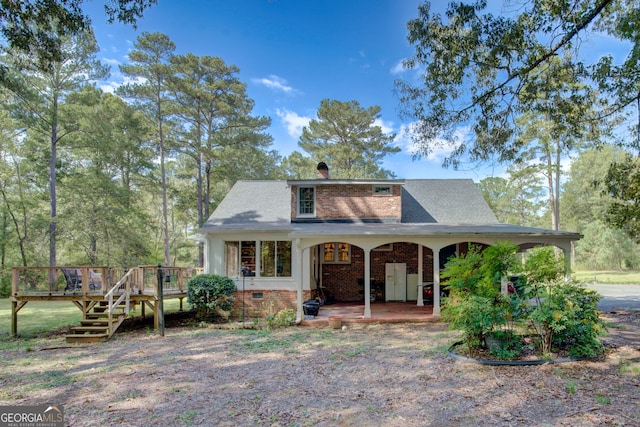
[364,248,372,318]
[295,239,304,322]
[563,244,572,281]
[433,249,441,317]
[417,244,424,306]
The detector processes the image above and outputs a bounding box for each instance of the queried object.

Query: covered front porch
[293,223,580,323]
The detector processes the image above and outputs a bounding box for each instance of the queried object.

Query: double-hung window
[298,186,315,216]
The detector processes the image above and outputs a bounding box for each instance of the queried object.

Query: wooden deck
[10,265,198,342]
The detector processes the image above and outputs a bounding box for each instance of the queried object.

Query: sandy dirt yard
[0,312,639,427]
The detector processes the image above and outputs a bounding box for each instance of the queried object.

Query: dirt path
[0,312,638,426]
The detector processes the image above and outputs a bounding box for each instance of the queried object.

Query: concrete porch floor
[299,302,439,326]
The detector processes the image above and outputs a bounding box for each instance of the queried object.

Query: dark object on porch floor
[303,299,320,316]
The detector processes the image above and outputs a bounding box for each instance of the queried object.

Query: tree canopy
[294,99,399,179]
[0,0,156,74]
[396,0,635,167]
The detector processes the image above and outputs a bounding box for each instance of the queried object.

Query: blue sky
[85,0,490,180]
[84,0,628,181]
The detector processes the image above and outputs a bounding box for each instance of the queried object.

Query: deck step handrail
[104,268,136,334]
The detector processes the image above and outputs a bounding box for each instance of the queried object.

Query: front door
[385,263,407,301]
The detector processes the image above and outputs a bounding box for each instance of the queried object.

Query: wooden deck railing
[11,266,111,296]
[11,265,201,297]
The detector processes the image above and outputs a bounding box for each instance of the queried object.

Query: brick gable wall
[291,184,401,221]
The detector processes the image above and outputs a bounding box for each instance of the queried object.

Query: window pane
[241,241,256,275]
[225,242,239,276]
[324,243,335,262]
[277,241,292,277]
[261,241,276,277]
[338,243,350,262]
[299,187,314,215]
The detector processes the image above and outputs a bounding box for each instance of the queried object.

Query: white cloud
[394,122,465,162]
[101,57,120,66]
[390,59,407,75]
[373,118,394,135]
[99,74,147,94]
[276,109,312,138]
[252,75,296,94]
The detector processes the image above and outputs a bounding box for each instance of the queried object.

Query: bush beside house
[442,242,605,360]
[187,274,237,320]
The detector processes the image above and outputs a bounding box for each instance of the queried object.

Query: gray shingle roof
[203,181,291,227]
[402,180,498,224]
[202,179,498,230]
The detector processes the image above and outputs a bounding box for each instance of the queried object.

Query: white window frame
[298,186,316,217]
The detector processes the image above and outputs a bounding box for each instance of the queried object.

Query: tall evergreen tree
[118,32,176,265]
[1,29,108,268]
[298,99,399,179]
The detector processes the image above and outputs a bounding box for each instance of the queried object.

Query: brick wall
[321,243,435,302]
[230,289,310,318]
[291,184,401,221]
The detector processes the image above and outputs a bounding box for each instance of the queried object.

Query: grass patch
[0,299,82,339]
[574,270,640,284]
[0,297,187,340]
[619,358,640,375]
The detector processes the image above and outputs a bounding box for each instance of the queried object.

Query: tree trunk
[553,140,562,231]
[197,151,204,267]
[50,94,58,269]
[159,121,170,266]
[545,155,557,230]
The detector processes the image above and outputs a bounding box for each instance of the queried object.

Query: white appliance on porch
[385,263,407,301]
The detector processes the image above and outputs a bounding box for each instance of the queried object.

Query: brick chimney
[316,162,330,179]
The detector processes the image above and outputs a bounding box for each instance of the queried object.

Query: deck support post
[156,265,165,336]
[10,300,28,337]
[11,300,17,337]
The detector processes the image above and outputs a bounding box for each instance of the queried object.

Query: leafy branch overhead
[396,0,635,168]
[0,0,156,74]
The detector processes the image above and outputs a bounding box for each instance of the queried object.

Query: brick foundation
[230,289,311,318]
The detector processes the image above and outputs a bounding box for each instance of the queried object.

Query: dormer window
[298,186,315,216]
[373,185,392,195]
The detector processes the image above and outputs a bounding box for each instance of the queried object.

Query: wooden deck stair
[66,300,132,343]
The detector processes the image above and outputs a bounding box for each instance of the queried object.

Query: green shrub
[524,247,605,357]
[442,241,519,353]
[444,243,605,359]
[186,274,237,320]
[485,330,523,360]
[266,308,295,328]
[527,280,604,357]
